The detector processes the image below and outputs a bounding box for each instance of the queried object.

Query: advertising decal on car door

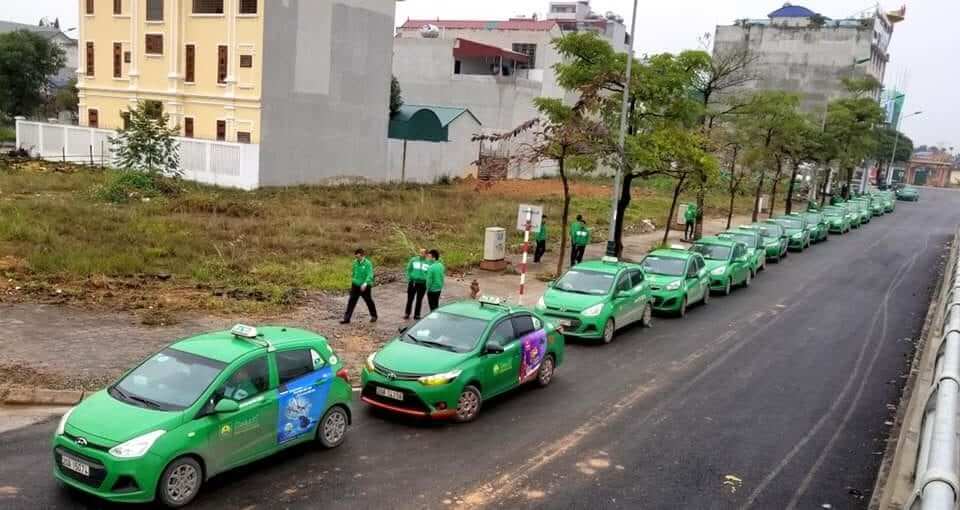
[277,366,333,444]
[519,330,547,383]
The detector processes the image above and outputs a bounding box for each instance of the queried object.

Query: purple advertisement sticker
[519,329,547,383]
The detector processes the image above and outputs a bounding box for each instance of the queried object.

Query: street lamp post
[606,0,639,258]
[886,111,923,186]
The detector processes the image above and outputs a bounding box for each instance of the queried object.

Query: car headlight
[665,280,682,291]
[792,233,803,239]
[581,303,604,317]
[365,353,376,372]
[55,406,76,436]
[418,369,462,386]
[536,296,545,310]
[711,266,727,275]
[109,430,166,459]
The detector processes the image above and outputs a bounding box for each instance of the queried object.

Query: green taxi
[768,217,810,251]
[791,211,829,243]
[897,186,920,202]
[821,206,852,234]
[536,258,653,344]
[640,248,711,317]
[875,191,896,212]
[840,201,863,228]
[361,298,564,423]
[53,325,353,508]
[738,223,789,262]
[717,229,766,275]
[690,237,753,295]
[850,199,872,224]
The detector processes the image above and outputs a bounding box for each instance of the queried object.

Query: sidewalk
[0,214,753,397]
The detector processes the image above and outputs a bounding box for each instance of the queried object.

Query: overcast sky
[8,0,956,149]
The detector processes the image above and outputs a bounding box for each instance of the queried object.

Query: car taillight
[336,368,350,383]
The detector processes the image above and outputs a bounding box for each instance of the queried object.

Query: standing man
[683,202,697,241]
[341,248,378,324]
[533,215,548,263]
[404,248,428,320]
[570,215,589,266]
[426,249,445,312]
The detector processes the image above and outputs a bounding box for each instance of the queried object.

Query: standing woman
[425,249,445,312]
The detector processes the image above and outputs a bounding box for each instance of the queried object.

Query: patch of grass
[0,125,14,143]
[0,161,772,313]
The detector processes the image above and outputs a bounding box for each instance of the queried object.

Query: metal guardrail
[907,238,960,510]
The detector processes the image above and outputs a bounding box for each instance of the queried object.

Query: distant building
[713,3,905,112]
[546,1,629,52]
[905,150,955,187]
[77,0,399,186]
[0,20,77,88]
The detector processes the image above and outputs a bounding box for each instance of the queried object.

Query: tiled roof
[400,19,559,32]
[768,4,818,18]
[0,20,72,38]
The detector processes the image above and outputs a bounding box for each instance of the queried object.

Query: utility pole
[605,0,639,258]
[886,111,922,186]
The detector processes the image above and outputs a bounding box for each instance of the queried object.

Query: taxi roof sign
[670,244,687,250]
[478,295,508,308]
[601,256,619,264]
[230,324,258,339]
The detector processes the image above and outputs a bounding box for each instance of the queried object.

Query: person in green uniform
[533,215,548,263]
[425,249,445,312]
[404,248,429,320]
[570,215,589,266]
[221,364,263,402]
[683,203,697,241]
[341,248,378,324]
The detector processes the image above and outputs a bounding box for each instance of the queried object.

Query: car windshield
[555,269,615,296]
[690,243,731,261]
[404,311,490,353]
[804,214,821,223]
[111,348,226,411]
[641,256,686,277]
[720,233,757,248]
[753,224,783,238]
[776,218,803,229]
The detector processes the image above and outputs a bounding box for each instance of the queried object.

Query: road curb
[1,386,85,406]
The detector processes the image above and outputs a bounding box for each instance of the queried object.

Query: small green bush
[95,171,180,203]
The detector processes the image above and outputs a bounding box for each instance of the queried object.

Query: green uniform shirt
[351,258,374,287]
[405,256,429,282]
[535,223,548,242]
[570,222,590,247]
[426,261,445,292]
[684,204,698,222]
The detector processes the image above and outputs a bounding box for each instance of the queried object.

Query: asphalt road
[1,188,956,510]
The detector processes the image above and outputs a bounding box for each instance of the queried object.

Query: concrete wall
[714,22,882,113]
[394,38,542,131]
[259,0,394,186]
[387,115,480,183]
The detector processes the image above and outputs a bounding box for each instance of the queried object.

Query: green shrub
[95,171,180,203]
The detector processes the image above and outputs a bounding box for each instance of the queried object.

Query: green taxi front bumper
[763,242,783,259]
[53,431,164,504]
[827,219,847,233]
[787,235,805,250]
[360,367,460,420]
[649,288,685,312]
[540,308,606,340]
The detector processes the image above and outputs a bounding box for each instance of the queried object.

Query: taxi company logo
[385,370,397,380]
[75,437,88,447]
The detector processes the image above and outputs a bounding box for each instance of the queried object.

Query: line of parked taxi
[50,190,905,508]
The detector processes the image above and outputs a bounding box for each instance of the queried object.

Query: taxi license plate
[559,320,573,327]
[61,454,91,477]
[376,387,404,401]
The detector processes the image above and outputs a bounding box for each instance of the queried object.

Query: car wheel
[157,457,203,509]
[317,406,349,449]
[454,385,482,423]
[744,271,752,288]
[536,355,556,388]
[702,288,711,305]
[760,258,767,271]
[678,297,688,318]
[723,278,732,296]
[640,303,653,328]
[602,319,615,344]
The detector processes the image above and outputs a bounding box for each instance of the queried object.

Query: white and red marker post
[518,206,534,306]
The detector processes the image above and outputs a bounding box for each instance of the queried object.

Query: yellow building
[78,0,264,143]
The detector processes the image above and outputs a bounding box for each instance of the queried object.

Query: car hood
[646,273,684,288]
[543,288,607,313]
[703,259,728,272]
[67,390,183,444]
[783,227,803,236]
[374,338,474,375]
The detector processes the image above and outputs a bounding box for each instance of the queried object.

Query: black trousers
[684,221,695,239]
[534,240,546,262]
[405,280,426,318]
[344,284,377,322]
[571,244,586,266]
[427,291,441,311]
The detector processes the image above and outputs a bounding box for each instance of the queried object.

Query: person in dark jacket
[340,248,377,324]
[533,215,548,263]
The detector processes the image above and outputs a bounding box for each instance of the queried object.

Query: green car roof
[572,259,638,275]
[693,236,737,247]
[172,326,328,364]
[431,300,513,322]
[648,248,695,259]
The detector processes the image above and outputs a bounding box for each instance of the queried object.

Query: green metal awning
[388,105,481,142]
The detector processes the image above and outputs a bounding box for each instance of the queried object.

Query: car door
[481,318,522,397]
[732,244,748,283]
[611,270,636,326]
[274,347,336,447]
[200,355,277,472]
[512,314,548,385]
[684,257,703,303]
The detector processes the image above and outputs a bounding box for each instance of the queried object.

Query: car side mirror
[698,269,707,278]
[547,280,556,288]
[214,399,239,414]
[398,325,409,334]
[484,341,505,355]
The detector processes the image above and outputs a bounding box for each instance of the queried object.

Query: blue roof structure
[768,3,818,18]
